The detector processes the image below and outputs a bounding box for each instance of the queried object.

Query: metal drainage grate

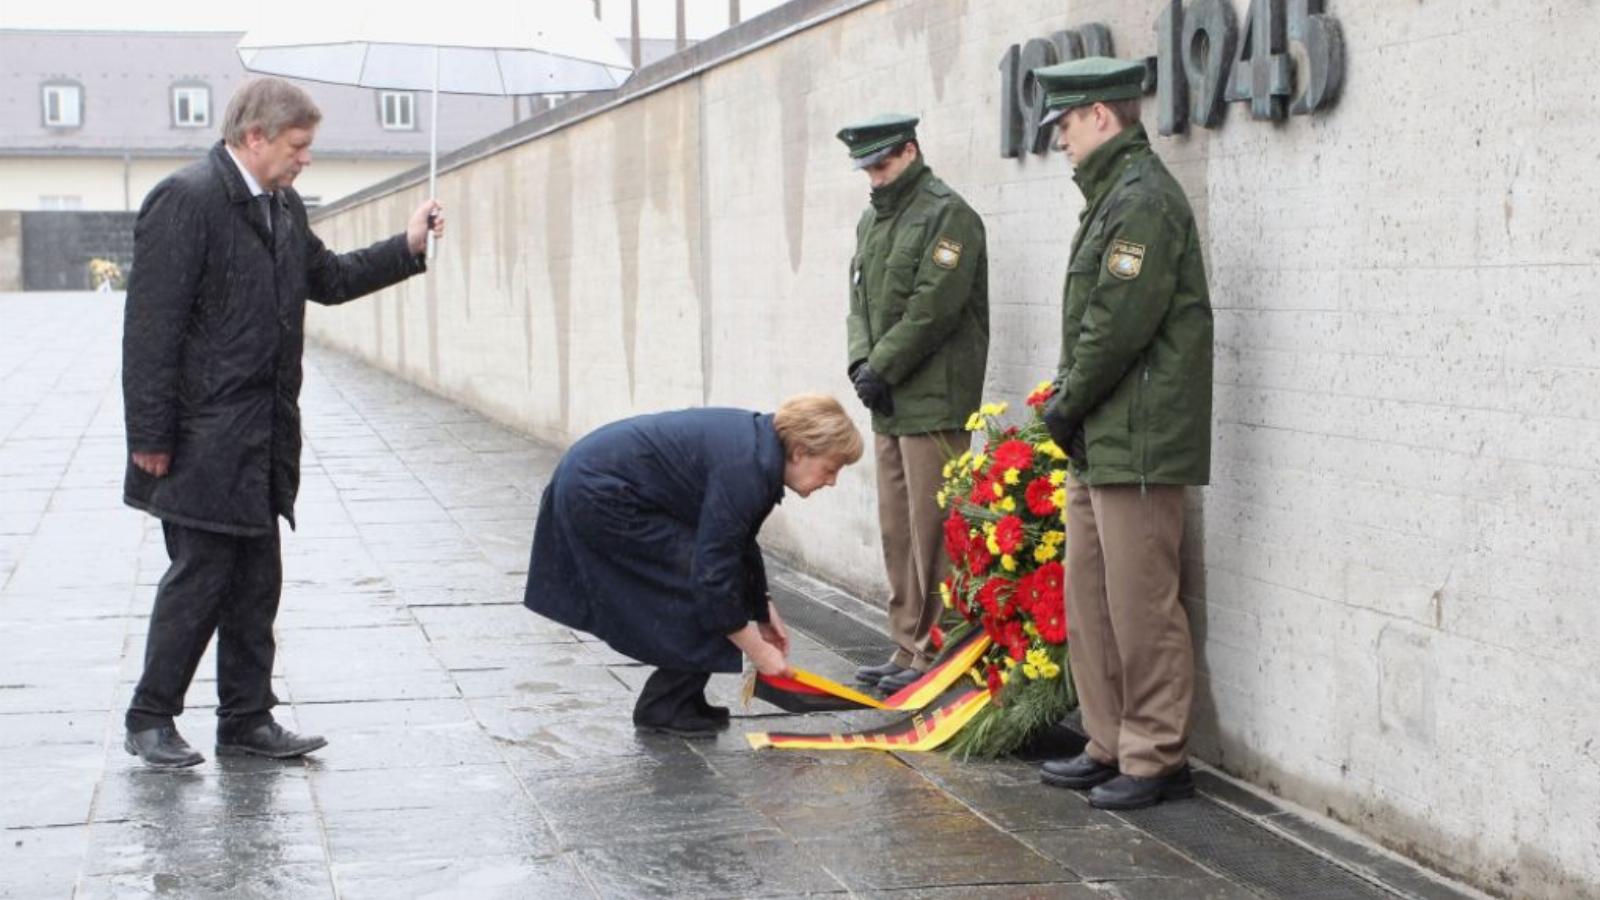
[769,581,896,667]
[1121,800,1399,899]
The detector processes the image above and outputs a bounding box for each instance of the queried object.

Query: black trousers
[633,669,711,726]
[125,520,282,737]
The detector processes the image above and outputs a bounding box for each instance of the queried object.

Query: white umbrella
[238,1,632,256]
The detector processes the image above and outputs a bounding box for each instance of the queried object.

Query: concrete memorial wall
[305,1,1600,895]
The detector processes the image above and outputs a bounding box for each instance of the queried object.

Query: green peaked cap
[1033,57,1146,126]
[835,113,920,169]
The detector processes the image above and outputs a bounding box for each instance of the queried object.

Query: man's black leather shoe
[125,726,204,768]
[216,722,327,759]
[876,666,924,693]
[1088,766,1196,810]
[854,660,904,685]
[1040,752,1118,790]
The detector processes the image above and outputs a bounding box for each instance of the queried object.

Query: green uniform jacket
[1049,124,1213,487]
[846,160,989,436]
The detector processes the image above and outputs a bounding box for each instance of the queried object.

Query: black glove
[851,363,895,416]
[1042,399,1080,460]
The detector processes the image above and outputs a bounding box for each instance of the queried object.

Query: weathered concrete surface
[1,292,1488,900]
[298,2,1600,895]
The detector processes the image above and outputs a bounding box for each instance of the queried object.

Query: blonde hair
[774,394,863,464]
[224,78,322,146]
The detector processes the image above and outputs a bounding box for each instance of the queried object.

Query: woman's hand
[747,639,793,678]
[758,598,790,656]
[728,622,793,678]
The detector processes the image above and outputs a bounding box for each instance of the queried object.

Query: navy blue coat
[523,408,785,673]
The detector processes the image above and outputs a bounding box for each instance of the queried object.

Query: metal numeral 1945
[999,0,1344,155]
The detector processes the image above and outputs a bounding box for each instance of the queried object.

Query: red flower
[1025,477,1059,516]
[1035,561,1064,603]
[992,439,1034,474]
[1037,606,1068,644]
[1032,562,1068,643]
[994,515,1025,555]
[976,577,1010,617]
[985,664,1004,700]
[967,540,993,575]
[1002,619,1028,660]
[929,625,945,651]
[943,511,970,564]
[968,473,994,505]
[1014,568,1047,617]
[1026,383,1057,408]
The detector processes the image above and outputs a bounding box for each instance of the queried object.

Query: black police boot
[125,725,205,769]
[216,722,328,759]
[1088,765,1196,810]
[876,666,925,693]
[1040,752,1118,790]
[854,660,904,685]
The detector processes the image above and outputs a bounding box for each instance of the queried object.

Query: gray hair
[223,78,322,146]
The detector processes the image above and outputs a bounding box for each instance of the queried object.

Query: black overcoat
[523,408,785,673]
[122,141,424,536]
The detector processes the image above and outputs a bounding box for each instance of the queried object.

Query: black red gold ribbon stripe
[743,630,995,752]
[746,682,990,752]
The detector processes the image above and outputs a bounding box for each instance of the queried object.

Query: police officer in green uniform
[1030,59,1214,810]
[837,114,989,694]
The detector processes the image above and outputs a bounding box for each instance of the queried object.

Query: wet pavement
[0,292,1478,900]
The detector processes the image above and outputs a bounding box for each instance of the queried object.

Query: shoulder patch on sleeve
[1106,239,1145,280]
[932,237,963,270]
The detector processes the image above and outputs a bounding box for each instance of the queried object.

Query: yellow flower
[1003,656,1017,669]
[979,402,1009,417]
[957,450,972,468]
[942,461,954,479]
[1003,468,1021,485]
[1022,662,1040,679]
[1001,554,1017,572]
[990,481,1004,499]
[965,412,985,431]
[986,534,1001,555]
[999,496,1016,513]
[1023,622,1039,637]
[1034,379,1054,394]
[1044,529,1066,545]
[936,490,947,509]
[1038,440,1067,461]
[1033,543,1058,563]
[940,581,953,608]
[970,453,987,473]
[1049,470,1067,486]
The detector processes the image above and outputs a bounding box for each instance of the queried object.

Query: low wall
[15,211,136,290]
[304,1,1600,896]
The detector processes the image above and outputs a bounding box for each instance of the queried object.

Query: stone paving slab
[0,293,1481,900]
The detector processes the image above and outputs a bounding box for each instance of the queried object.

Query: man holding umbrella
[121,77,445,767]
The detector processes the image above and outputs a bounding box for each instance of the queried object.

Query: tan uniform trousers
[875,430,966,671]
[1065,478,1194,777]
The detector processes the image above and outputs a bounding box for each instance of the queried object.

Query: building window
[172,86,210,127]
[380,92,415,130]
[39,195,84,210]
[42,83,82,128]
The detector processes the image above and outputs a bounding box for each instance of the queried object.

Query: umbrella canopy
[237,2,632,95]
[237,0,632,259]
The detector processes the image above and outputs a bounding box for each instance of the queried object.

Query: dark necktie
[259,194,276,235]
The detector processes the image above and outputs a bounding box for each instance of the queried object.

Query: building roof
[0,29,681,159]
